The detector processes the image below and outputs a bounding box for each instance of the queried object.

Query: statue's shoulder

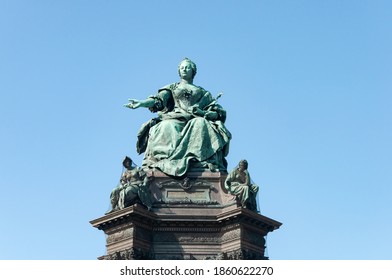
[159,82,178,92]
[197,85,208,91]
[228,167,238,177]
[191,84,209,95]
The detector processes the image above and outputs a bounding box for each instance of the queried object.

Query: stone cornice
[90,203,282,234]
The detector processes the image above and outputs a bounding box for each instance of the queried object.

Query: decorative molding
[102,248,266,260]
[106,228,134,244]
[154,232,220,243]
[178,235,220,244]
[105,222,134,235]
[155,178,218,205]
[154,198,219,205]
[203,249,266,260]
[104,247,153,260]
[221,228,241,242]
[156,178,216,191]
[153,226,219,232]
[154,254,184,260]
[225,249,267,260]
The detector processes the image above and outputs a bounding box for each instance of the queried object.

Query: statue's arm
[187,92,219,120]
[124,89,172,112]
[244,170,251,186]
[224,170,234,191]
[203,110,219,121]
[189,91,227,121]
[123,97,155,109]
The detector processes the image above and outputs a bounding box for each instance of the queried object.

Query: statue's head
[178,58,197,79]
[238,159,248,170]
[122,156,133,168]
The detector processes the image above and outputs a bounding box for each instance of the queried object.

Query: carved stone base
[90,171,281,260]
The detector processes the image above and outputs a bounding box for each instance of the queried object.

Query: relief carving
[106,228,134,244]
[105,247,153,260]
[221,228,241,242]
[178,235,220,243]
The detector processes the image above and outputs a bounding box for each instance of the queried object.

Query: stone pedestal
[90,171,282,260]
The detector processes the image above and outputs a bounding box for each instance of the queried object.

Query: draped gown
[137,82,231,177]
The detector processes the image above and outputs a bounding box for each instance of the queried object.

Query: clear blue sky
[0,0,391,260]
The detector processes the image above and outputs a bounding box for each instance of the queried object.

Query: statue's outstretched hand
[123,99,141,109]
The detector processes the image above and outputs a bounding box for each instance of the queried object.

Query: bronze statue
[124,58,231,177]
[106,157,152,214]
[225,160,259,211]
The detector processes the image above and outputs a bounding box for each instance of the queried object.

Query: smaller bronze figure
[225,160,259,211]
[106,157,152,214]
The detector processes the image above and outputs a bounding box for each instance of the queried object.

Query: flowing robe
[224,168,259,211]
[137,82,231,176]
[109,167,151,211]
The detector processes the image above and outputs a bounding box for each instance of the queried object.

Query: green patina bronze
[124,58,231,177]
[225,159,259,211]
[105,59,262,214]
[106,156,152,214]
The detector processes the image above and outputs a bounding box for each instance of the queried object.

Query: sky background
[0,0,391,260]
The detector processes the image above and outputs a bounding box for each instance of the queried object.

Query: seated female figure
[225,160,259,211]
[107,157,152,213]
[124,58,231,176]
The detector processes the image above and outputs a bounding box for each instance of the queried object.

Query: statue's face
[179,61,193,80]
[123,160,132,169]
[239,161,246,171]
